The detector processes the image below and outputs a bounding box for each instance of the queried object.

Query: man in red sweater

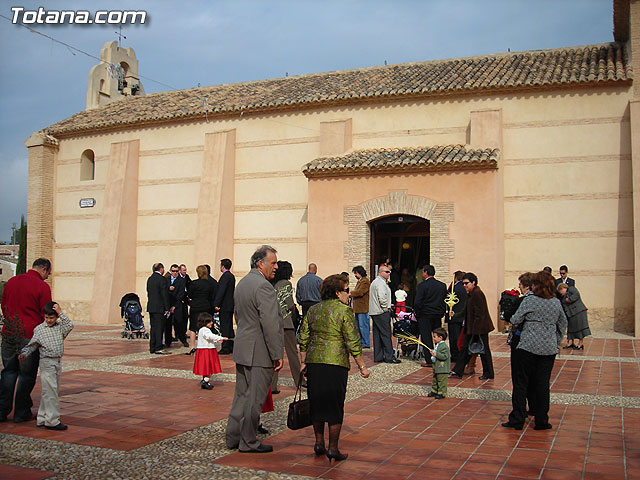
[0,258,52,422]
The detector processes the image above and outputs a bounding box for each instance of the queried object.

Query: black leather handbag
[468,334,485,355]
[287,374,311,430]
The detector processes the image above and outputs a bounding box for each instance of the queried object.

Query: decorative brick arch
[344,190,454,280]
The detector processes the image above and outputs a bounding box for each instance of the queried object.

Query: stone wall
[343,190,454,281]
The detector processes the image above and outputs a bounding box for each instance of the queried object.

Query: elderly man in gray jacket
[225,245,284,453]
[369,264,400,364]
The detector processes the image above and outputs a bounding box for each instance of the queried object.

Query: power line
[0,14,178,91]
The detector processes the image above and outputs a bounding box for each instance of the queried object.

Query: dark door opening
[370,215,429,306]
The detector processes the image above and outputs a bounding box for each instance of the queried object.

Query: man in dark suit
[225,245,283,453]
[166,264,188,348]
[414,264,447,366]
[214,258,236,355]
[179,264,192,289]
[178,264,191,342]
[204,264,219,314]
[554,265,575,297]
[147,263,170,355]
[446,270,467,362]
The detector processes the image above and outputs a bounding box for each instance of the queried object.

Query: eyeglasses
[170,269,179,272]
[339,288,350,293]
[462,281,470,285]
[382,270,391,274]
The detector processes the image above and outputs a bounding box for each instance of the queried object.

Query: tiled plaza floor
[0,325,637,479]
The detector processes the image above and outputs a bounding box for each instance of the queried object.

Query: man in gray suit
[225,245,284,453]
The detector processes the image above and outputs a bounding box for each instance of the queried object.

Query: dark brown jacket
[351,277,370,314]
[465,286,495,335]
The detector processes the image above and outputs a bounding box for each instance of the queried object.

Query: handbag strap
[293,372,305,402]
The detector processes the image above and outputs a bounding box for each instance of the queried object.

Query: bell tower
[86,40,145,110]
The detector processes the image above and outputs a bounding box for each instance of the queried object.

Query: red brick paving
[0,369,297,451]
[397,336,640,398]
[0,330,637,479]
[215,393,638,480]
[64,338,150,360]
[0,464,56,479]
[123,345,378,378]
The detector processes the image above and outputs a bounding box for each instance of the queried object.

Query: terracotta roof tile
[302,145,499,178]
[45,42,631,136]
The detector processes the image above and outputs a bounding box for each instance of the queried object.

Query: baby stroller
[120,293,149,339]
[392,306,421,360]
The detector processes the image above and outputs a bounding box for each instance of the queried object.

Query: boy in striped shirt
[19,302,73,430]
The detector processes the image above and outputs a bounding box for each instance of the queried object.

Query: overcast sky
[0,0,613,243]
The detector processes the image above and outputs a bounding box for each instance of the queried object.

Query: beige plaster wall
[500,88,633,333]
[307,171,500,314]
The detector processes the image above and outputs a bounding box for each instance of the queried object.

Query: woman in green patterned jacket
[298,274,371,462]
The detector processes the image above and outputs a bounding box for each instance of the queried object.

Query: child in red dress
[395,283,408,315]
[193,313,226,389]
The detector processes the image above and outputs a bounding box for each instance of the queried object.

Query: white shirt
[395,289,407,302]
[196,326,224,349]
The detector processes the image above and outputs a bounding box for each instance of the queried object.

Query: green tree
[16,215,26,275]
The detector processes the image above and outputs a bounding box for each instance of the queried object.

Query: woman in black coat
[185,265,215,355]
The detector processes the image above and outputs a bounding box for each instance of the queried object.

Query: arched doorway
[370,214,429,305]
[342,191,454,293]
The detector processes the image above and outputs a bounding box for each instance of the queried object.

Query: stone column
[194,130,236,265]
[90,140,140,324]
[470,109,504,329]
[629,1,640,336]
[319,119,352,156]
[24,133,58,285]
[630,101,640,337]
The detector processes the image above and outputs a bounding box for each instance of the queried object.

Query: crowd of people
[0,254,591,461]
[145,261,236,357]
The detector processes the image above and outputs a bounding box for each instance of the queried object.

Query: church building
[25,1,640,335]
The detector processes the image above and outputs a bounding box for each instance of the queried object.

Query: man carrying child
[19,302,73,430]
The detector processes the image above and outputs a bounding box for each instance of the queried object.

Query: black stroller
[391,306,421,360]
[119,293,149,339]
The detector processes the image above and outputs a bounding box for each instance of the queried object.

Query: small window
[80,149,95,181]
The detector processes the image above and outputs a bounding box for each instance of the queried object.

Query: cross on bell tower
[115,26,126,47]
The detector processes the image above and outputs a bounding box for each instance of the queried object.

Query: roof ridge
[303,144,500,178]
[44,42,631,137]
[143,41,623,96]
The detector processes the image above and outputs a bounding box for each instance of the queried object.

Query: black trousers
[0,337,39,420]
[447,322,462,361]
[508,348,555,427]
[417,314,442,358]
[174,303,187,343]
[510,344,536,415]
[149,312,166,353]
[165,303,187,345]
[164,314,174,346]
[300,301,319,319]
[219,310,235,354]
[452,333,494,378]
[371,311,394,362]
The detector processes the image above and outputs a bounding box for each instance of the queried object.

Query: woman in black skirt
[298,274,371,462]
